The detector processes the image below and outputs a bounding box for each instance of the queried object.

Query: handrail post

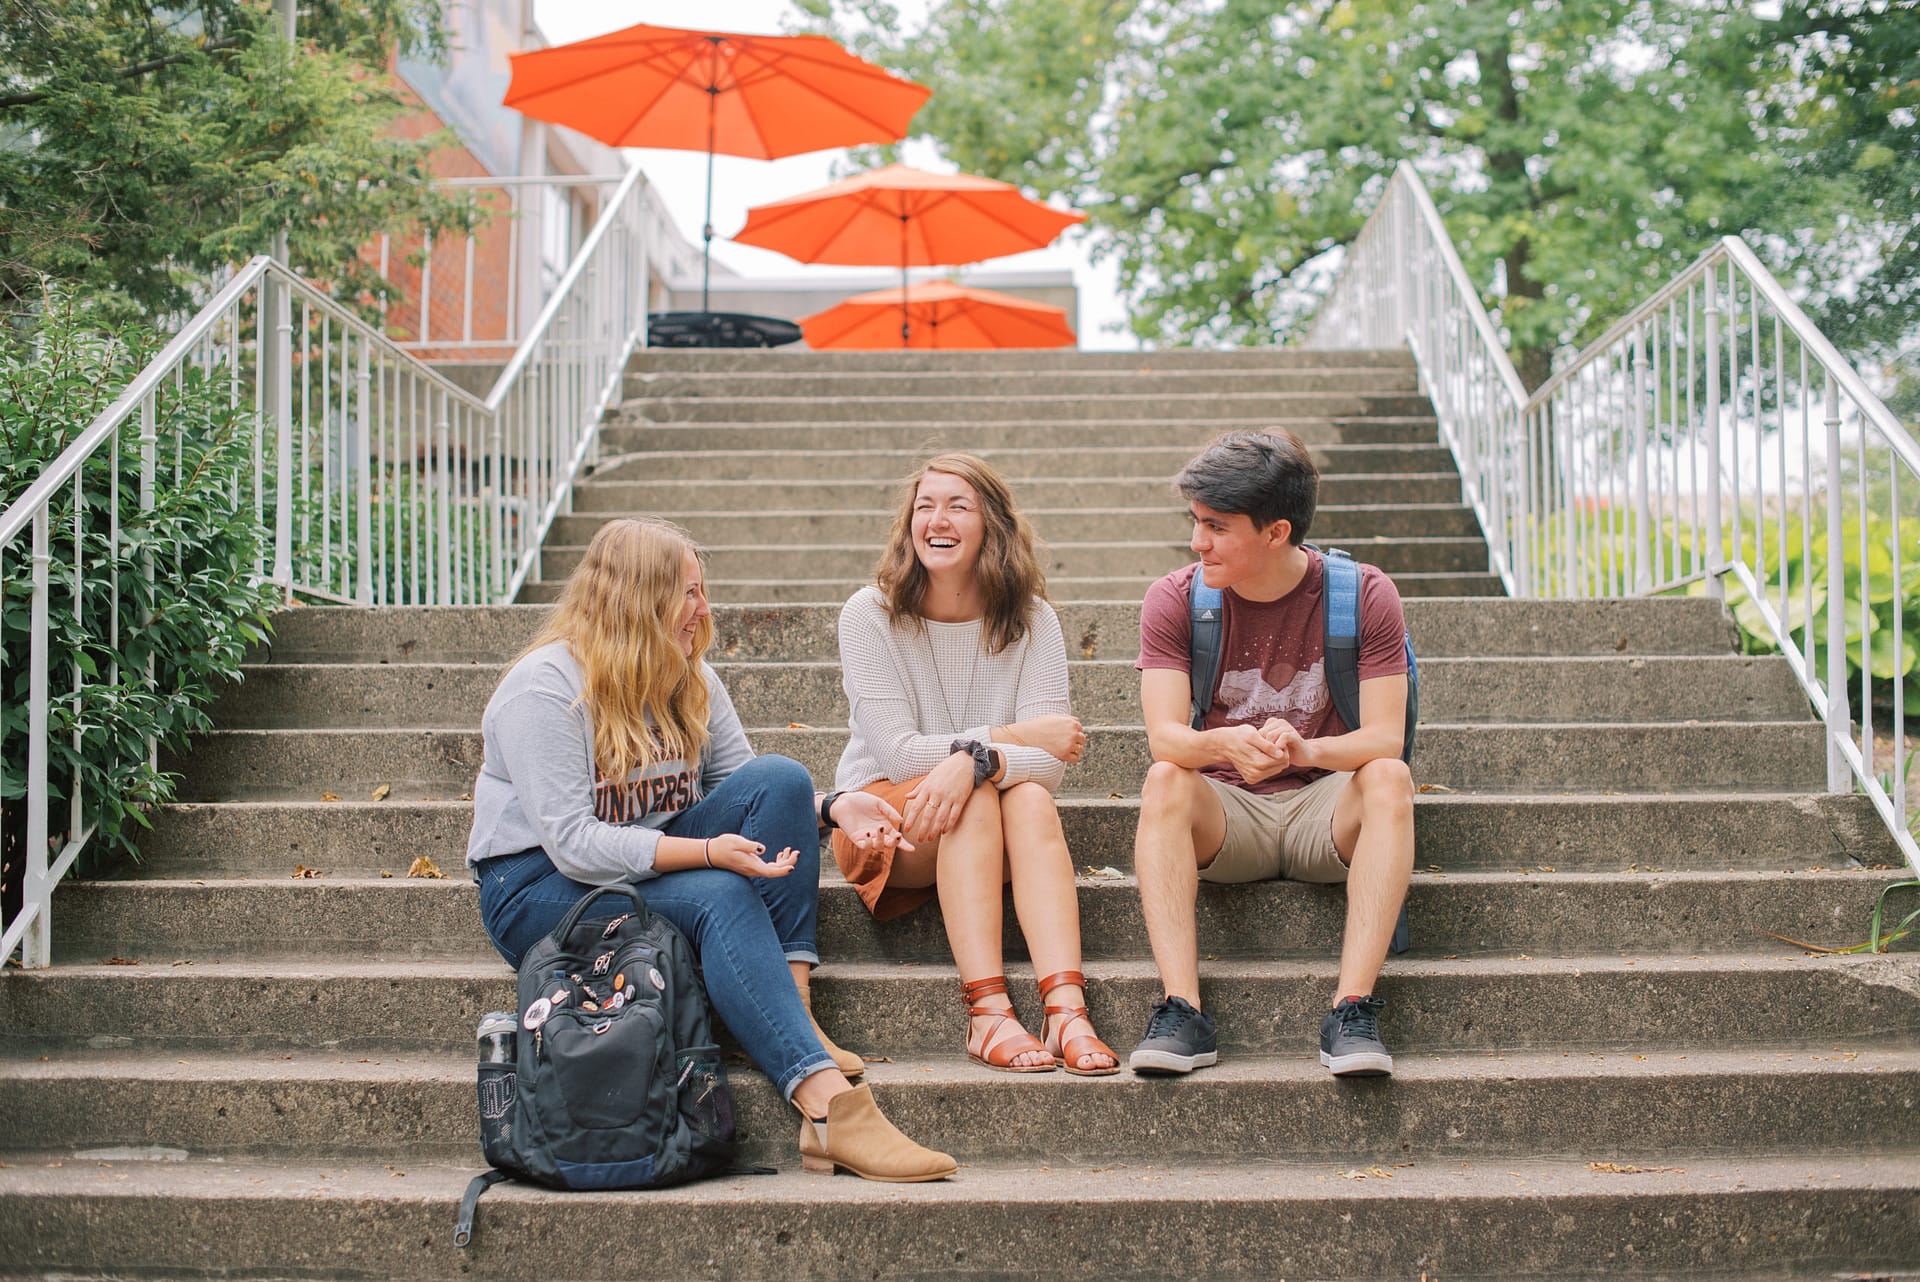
[23,510,51,968]
[354,336,373,603]
[1822,378,1851,793]
[269,268,296,599]
[1632,322,1653,593]
[1702,278,1725,601]
[435,387,453,604]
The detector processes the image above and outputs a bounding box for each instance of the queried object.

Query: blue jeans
[475,754,835,1100]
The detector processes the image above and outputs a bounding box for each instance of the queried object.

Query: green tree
[0,0,473,322]
[808,1,1855,390]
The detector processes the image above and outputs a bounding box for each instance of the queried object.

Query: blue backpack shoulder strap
[1319,546,1364,736]
[1187,570,1225,731]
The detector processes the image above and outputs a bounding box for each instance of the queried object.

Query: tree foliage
[0,293,280,893]
[0,0,474,322]
[807,0,1915,388]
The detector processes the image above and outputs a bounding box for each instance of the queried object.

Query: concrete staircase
[3,347,1917,1279]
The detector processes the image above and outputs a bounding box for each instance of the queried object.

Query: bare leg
[1133,762,1228,1007]
[1000,782,1114,1071]
[1328,758,1416,999]
[930,783,1051,1069]
[790,1066,855,1117]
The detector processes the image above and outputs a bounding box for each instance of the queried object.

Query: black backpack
[1186,545,1418,953]
[456,882,741,1247]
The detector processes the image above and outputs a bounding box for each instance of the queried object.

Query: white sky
[532,0,1137,348]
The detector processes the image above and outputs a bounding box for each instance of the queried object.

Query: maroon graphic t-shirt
[1137,551,1408,794]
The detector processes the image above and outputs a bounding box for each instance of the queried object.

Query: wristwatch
[818,790,846,830]
[949,738,1002,788]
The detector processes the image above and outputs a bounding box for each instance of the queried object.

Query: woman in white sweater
[831,454,1117,1075]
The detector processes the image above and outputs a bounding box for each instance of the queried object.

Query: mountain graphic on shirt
[1217,658,1329,725]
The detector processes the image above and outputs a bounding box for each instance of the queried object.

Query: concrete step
[133,792,1902,880]
[213,655,1813,731]
[5,1150,1913,1280]
[624,367,1422,399]
[614,393,1438,425]
[536,539,1493,585]
[256,598,1741,665]
[46,870,1911,966]
[4,954,1914,1055]
[570,472,1469,513]
[586,442,1457,482]
[546,504,1487,548]
[626,346,1418,373]
[6,1045,1916,1167]
[161,721,1831,801]
[597,417,1441,452]
[522,571,1510,605]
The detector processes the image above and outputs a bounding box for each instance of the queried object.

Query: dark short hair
[1174,430,1318,543]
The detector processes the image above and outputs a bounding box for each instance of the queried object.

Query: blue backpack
[1186,545,1417,953]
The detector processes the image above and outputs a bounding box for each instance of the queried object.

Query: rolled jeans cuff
[777,1053,839,1102]
[784,947,821,966]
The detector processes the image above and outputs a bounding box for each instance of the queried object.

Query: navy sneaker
[1128,995,1218,1074]
[1319,995,1393,1077]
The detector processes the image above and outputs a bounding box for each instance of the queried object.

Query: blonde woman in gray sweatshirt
[831,454,1118,1076]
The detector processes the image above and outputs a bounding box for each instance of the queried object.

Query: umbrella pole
[702,89,718,313]
[899,215,910,348]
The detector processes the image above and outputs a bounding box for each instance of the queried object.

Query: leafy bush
[1,295,280,897]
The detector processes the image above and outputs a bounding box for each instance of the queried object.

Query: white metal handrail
[1,164,668,966]
[1313,162,1917,873]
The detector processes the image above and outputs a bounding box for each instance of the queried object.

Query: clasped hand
[999,713,1086,764]
[901,749,978,843]
[1217,717,1308,784]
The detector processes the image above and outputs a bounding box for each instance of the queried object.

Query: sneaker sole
[1320,1049,1393,1077]
[1128,1048,1218,1075]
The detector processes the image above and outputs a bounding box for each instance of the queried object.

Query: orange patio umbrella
[801,280,1075,350]
[733,164,1085,343]
[503,25,930,308]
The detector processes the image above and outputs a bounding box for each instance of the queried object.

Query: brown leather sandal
[1039,969,1120,1077]
[960,975,1057,1073]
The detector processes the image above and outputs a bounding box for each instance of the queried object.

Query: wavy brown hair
[518,517,713,782]
[875,452,1046,654]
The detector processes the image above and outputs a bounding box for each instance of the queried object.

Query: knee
[743,754,816,805]
[957,780,1001,825]
[998,780,1056,822]
[1354,758,1414,815]
[1141,760,1201,817]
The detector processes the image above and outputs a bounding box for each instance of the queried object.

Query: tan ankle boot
[797,978,865,1079]
[797,1084,956,1182]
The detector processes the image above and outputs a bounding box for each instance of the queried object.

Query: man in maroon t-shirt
[1127,431,1415,1079]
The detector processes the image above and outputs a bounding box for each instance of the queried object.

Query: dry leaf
[370,784,391,802]
[788,722,813,730]
[407,855,445,880]
[104,956,140,966]
[457,792,473,802]
[1415,783,1455,793]
[319,792,341,803]
[1082,865,1125,880]
[1588,1161,1684,1174]
[379,870,394,879]
[291,865,323,879]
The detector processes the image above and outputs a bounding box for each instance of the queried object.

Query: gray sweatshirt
[465,641,752,884]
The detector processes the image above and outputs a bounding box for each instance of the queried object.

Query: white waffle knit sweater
[833,585,1072,793]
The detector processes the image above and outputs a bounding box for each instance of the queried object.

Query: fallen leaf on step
[1107,792,1122,799]
[104,957,139,966]
[319,792,341,802]
[1082,865,1124,880]
[171,960,193,967]
[1338,1166,1393,1180]
[370,784,391,802]
[457,793,473,802]
[788,722,813,730]
[380,870,393,878]
[291,865,323,879]
[407,855,445,880]
[863,1056,893,1064]
[1588,1162,1685,1174]
[1415,783,1454,793]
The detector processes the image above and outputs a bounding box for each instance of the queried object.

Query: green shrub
[1,295,280,890]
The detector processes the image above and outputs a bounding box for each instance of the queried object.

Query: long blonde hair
[875,452,1046,654]
[520,517,713,782]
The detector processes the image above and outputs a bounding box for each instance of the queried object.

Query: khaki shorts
[1198,770,1352,885]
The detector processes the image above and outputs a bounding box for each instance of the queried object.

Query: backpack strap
[1187,571,1226,731]
[454,1168,514,1248]
[1319,547,1364,737]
